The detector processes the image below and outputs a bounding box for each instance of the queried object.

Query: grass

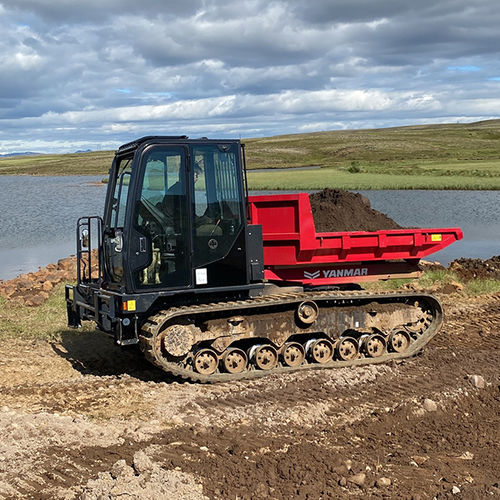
[364,269,500,295]
[0,285,93,341]
[464,278,500,295]
[1,120,500,189]
[246,167,500,190]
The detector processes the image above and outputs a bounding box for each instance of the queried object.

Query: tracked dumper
[66,136,463,382]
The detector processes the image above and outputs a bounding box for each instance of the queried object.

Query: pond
[0,175,498,280]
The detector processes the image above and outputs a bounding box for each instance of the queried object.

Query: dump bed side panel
[248,193,463,285]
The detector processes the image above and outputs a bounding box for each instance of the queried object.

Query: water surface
[0,176,498,280]
[0,176,106,280]
[359,190,499,265]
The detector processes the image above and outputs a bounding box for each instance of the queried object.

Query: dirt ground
[0,292,498,499]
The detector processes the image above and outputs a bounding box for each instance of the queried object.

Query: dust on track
[0,293,499,499]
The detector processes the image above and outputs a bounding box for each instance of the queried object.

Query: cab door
[103,155,132,286]
[128,145,192,290]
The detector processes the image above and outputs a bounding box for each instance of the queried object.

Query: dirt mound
[77,450,207,500]
[449,255,500,281]
[309,188,403,232]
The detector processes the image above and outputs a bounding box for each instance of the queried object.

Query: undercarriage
[139,290,442,382]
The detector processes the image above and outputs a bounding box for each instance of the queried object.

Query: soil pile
[449,255,500,281]
[309,188,403,232]
[78,450,207,500]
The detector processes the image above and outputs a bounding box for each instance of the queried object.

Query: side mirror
[81,230,89,248]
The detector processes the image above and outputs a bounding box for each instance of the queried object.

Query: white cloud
[0,0,499,153]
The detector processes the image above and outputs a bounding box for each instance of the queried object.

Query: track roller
[249,344,278,371]
[306,338,334,364]
[335,336,359,360]
[297,301,319,324]
[222,348,248,374]
[193,348,219,375]
[281,342,305,367]
[362,334,386,358]
[388,330,411,353]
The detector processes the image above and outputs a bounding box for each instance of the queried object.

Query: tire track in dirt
[0,293,498,498]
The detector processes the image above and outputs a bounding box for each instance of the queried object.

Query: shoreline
[1,171,499,190]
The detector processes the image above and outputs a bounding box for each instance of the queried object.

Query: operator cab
[101,136,261,294]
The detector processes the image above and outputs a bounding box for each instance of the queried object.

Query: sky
[0,0,499,154]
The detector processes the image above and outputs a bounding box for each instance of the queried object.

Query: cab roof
[115,136,241,155]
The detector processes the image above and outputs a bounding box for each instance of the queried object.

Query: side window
[104,156,132,284]
[133,147,190,288]
[192,145,244,268]
[110,158,132,228]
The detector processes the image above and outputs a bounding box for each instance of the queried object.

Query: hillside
[244,119,500,171]
[1,120,499,189]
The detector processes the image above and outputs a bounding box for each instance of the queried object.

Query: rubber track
[139,290,443,383]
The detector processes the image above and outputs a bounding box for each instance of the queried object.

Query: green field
[1,120,500,189]
[246,166,500,190]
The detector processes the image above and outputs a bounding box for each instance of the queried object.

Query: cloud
[0,0,499,153]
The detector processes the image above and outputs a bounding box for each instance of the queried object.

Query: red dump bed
[248,193,463,285]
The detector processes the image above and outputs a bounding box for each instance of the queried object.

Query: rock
[344,459,352,470]
[423,398,438,412]
[334,464,349,475]
[412,455,429,466]
[25,294,47,307]
[110,460,134,479]
[449,280,465,291]
[419,260,445,271]
[42,281,53,292]
[349,473,366,487]
[45,272,61,282]
[57,257,76,271]
[199,446,209,452]
[359,194,371,207]
[414,408,426,417]
[459,451,474,460]
[339,477,347,487]
[468,375,485,389]
[170,415,183,426]
[439,281,464,294]
[2,284,17,297]
[132,450,153,475]
[451,485,461,495]
[376,477,391,487]
[15,278,33,289]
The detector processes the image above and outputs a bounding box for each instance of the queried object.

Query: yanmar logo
[304,267,368,279]
[303,270,320,279]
